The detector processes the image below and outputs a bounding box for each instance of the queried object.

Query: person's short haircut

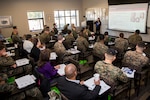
[78,30,84,36]
[57,34,63,40]
[119,33,124,38]
[26,34,32,40]
[104,31,108,36]
[135,29,140,34]
[0,45,5,51]
[32,37,38,46]
[99,34,105,40]
[137,41,146,48]
[106,48,117,56]
[13,26,17,29]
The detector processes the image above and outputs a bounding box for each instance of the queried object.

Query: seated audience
[93,34,108,59]
[30,37,41,62]
[122,41,149,71]
[128,29,142,49]
[37,49,60,80]
[56,64,101,100]
[0,45,32,76]
[63,30,75,49]
[23,34,33,53]
[0,73,43,100]
[94,48,128,88]
[114,33,128,53]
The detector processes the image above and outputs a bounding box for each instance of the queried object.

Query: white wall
[82,0,150,42]
[0,0,83,37]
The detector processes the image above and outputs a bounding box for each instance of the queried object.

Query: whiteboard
[147,5,150,28]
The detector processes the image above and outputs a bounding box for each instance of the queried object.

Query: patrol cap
[106,48,117,56]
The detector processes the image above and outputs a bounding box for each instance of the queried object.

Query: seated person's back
[94,48,128,87]
[115,33,128,52]
[56,64,101,100]
[63,30,75,49]
[0,73,43,99]
[93,34,108,57]
[122,41,149,71]
[37,49,60,80]
[76,30,89,52]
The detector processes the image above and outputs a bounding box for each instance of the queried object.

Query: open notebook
[84,77,111,95]
[15,75,35,89]
[16,58,29,67]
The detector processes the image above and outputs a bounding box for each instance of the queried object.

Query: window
[27,11,44,31]
[54,10,79,30]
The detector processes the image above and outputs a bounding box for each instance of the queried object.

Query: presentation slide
[108,3,148,33]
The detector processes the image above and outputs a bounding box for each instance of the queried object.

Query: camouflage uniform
[93,42,108,56]
[11,34,22,44]
[0,73,43,100]
[122,51,149,71]
[72,29,78,39]
[76,36,89,52]
[128,34,142,48]
[39,32,51,44]
[0,56,32,76]
[94,61,128,87]
[115,37,128,52]
[64,34,75,49]
[54,42,66,55]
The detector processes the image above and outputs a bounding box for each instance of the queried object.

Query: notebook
[15,75,35,89]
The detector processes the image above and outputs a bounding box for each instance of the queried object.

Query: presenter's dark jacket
[56,76,101,100]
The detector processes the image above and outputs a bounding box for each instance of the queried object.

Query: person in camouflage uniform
[83,26,91,40]
[94,48,128,88]
[122,41,149,72]
[64,30,75,49]
[128,29,142,49]
[39,27,51,44]
[115,33,128,52]
[54,34,72,63]
[93,34,108,59]
[11,26,22,44]
[0,73,43,100]
[0,45,32,76]
[76,30,89,52]
[71,26,78,40]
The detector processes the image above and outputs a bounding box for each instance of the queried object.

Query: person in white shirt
[23,34,33,53]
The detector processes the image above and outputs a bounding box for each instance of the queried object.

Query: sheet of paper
[15,75,35,89]
[84,77,111,95]
[57,64,66,76]
[16,58,29,67]
[67,49,80,54]
[50,52,57,60]
[121,67,136,78]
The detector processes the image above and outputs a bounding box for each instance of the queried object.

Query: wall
[0,0,83,37]
[82,0,150,42]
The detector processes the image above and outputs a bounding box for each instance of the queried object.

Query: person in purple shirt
[37,49,60,80]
